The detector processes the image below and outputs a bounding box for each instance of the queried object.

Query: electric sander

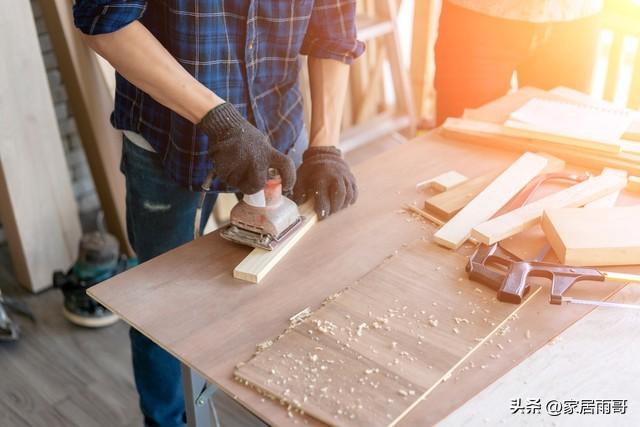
[220,169,303,250]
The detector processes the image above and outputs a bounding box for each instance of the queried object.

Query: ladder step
[357,15,394,41]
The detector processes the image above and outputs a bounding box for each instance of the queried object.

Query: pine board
[0,1,81,291]
[472,174,628,245]
[433,152,549,249]
[584,168,626,208]
[235,242,539,427]
[234,202,317,283]
[416,171,468,192]
[542,206,640,267]
[424,171,501,219]
[424,153,564,220]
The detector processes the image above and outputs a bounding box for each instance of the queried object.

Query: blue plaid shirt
[74,1,364,191]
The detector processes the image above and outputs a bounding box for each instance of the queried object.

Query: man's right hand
[198,103,295,195]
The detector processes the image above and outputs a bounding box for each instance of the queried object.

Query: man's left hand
[292,146,358,219]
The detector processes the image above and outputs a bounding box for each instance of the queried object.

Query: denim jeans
[121,131,308,427]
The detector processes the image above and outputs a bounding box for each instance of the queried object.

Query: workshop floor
[0,137,402,427]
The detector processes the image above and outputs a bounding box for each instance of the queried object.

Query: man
[73,1,364,425]
[435,0,603,125]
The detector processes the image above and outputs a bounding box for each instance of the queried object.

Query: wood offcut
[542,206,640,266]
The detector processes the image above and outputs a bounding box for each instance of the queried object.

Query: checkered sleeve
[301,0,365,64]
[73,0,147,35]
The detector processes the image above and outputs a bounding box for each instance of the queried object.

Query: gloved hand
[198,103,295,194]
[292,146,358,219]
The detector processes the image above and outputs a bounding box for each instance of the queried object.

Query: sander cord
[194,170,216,240]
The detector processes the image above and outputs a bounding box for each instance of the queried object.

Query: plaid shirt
[74,1,364,191]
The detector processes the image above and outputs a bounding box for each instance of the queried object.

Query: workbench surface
[90,129,640,426]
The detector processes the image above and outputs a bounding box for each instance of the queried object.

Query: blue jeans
[121,131,307,427]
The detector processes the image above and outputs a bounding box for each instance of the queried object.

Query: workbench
[90,125,640,426]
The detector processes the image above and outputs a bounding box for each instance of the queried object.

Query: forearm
[82,21,223,124]
[308,57,350,147]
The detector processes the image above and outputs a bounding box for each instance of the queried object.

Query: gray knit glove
[198,103,295,194]
[292,146,358,219]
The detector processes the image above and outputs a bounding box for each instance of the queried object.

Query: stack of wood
[441,86,640,175]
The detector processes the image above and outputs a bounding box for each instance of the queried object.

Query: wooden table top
[90,129,640,426]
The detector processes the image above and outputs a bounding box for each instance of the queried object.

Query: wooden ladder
[340,0,417,152]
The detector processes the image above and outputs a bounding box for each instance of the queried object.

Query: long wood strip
[503,119,622,154]
[424,171,501,219]
[472,174,628,245]
[584,168,627,207]
[433,152,549,249]
[425,153,565,220]
[39,0,130,253]
[234,202,317,283]
[440,119,640,176]
[235,242,540,427]
[542,206,640,266]
[0,2,81,291]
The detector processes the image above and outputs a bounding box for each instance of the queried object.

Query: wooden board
[424,154,565,220]
[234,202,317,283]
[441,118,640,176]
[0,1,81,292]
[85,130,640,427]
[235,242,539,427]
[472,174,628,245]
[424,172,501,219]
[542,206,640,267]
[39,0,130,254]
[433,152,549,249]
[585,168,627,208]
[416,171,467,192]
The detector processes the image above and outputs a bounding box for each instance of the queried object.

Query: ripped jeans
[120,131,307,427]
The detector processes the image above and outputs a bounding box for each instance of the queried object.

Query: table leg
[182,363,217,427]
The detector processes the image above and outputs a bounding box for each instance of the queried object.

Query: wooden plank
[433,152,549,249]
[437,284,636,425]
[416,171,467,192]
[585,167,627,207]
[542,206,640,267]
[39,0,130,254]
[235,242,540,427]
[440,119,640,176]
[472,174,628,245]
[409,0,433,120]
[233,203,317,283]
[629,176,640,192]
[424,171,501,219]
[424,153,565,219]
[0,1,81,292]
[604,33,624,102]
[84,132,640,427]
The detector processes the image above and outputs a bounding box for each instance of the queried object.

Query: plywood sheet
[0,1,81,291]
[542,206,640,266]
[235,242,539,427]
[86,132,640,427]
